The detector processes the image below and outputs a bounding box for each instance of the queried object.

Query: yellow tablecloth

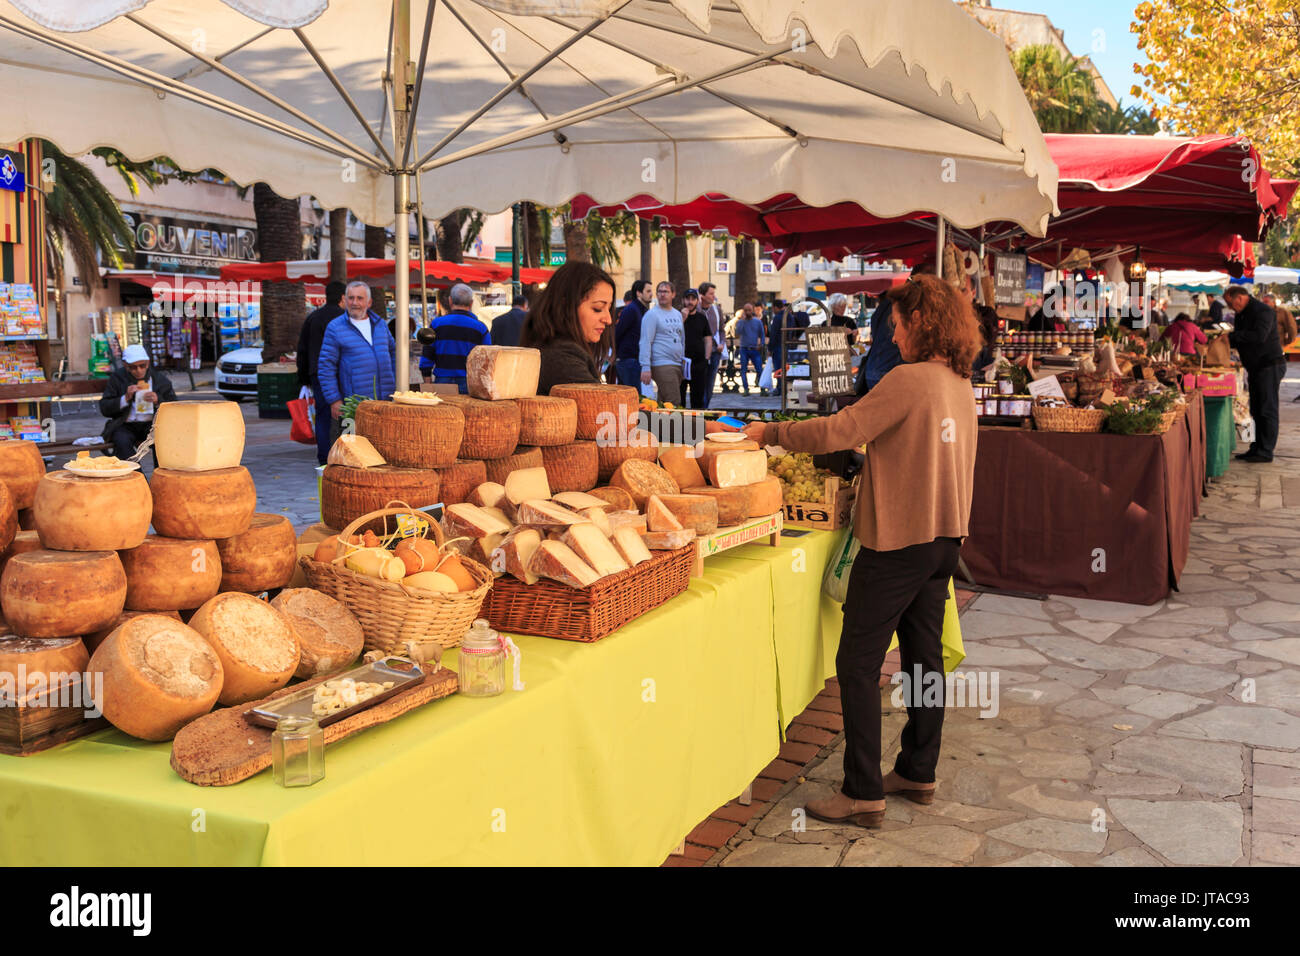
[0,529,962,866]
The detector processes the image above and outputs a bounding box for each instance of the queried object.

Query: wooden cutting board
[170,666,459,786]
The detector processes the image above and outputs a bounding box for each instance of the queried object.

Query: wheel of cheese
[215,513,296,593]
[0,635,90,703]
[0,481,14,554]
[154,401,245,471]
[85,609,182,654]
[320,465,441,534]
[0,439,46,510]
[270,588,364,679]
[149,466,255,539]
[0,530,42,579]
[549,383,640,439]
[610,458,679,509]
[187,592,299,705]
[697,440,761,485]
[682,486,750,527]
[482,446,544,485]
[0,549,127,638]
[595,428,659,483]
[745,475,784,518]
[436,459,488,506]
[354,400,464,469]
[540,441,599,492]
[33,471,152,551]
[439,395,521,460]
[120,536,222,611]
[88,614,223,741]
[515,395,578,446]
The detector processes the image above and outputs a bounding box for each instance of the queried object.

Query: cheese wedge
[561,522,629,578]
[528,539,600,588]
[645,494,684,533]
[492,527,542,584]
[443,502,512,539]
[468,481,509,511]
[504,466,551,506]
[606,511,648,533]
[580,507,612,536]
[641,528,697,550]
[514,498,587,529]
[611,526,653,566]
[552,491,615,512]
[711,450,768,488]
[655,494,720,536]
[327,434,386,468]
[658,444,705,490]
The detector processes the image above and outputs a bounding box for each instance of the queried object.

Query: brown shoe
[805,791,886,829]
[883,770,936,805]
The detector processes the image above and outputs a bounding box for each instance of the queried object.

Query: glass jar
[997,372,1014,395]
[458,618,506,698]
[272,716,324,788]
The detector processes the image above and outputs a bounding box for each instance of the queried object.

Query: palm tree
[252,182,306,360]
[1093,99,1160,135]
[1012,45,1100,134]
[734,238,758,309]
[40,140,136,299]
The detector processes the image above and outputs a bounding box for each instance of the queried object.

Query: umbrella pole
[936,215,946,275]
[393,0,411,390]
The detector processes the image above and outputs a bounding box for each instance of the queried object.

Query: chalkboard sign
[805,328,855,396]
[994,253,1027,306]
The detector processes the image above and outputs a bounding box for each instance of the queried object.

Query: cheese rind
[150,466,256,539]
[89,614,224,741]
[515,395,578,445]
[594,428,658,482]
[327,434,386,468]
[711,450,769,488]
[645,495,684,533]
[641,528,697,550]
[681,485,749,526]
[655,494,720,536]
[610,458,679,508]
[514,499,587,529]
[0,439,45,510]
[354,400,464,469]
[658,444,705,490]
[154,401,246,471]
[611,526,652,566]
[561,522,629,578]
[549,384,640,439]
[528,539,600,588]
[436,459,488,506]
[587,486,636,511]
[0,549,127,638]
[271,588,364,679]
[0,635,90,701]
[540,441,599,492]
[466,346,541,400]
[33,471,152,551]
[215,513,297,593]
[85,609,181,655]
[0,481,13,554]
[745,475,784,517]
[483,446,544,485]
[440,395,522,460]
[187,592,300,705]
[120,535,222,610]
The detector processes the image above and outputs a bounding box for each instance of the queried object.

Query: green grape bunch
[768,452,834,504]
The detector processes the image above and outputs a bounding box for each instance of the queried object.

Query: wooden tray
[170,665,459,786]
[693,512,783,577]
[0,673,108,756]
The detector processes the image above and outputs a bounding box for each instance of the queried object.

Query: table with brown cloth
[961,392,1205,606]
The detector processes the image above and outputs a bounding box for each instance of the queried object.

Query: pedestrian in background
[1161,312,1207,356]
[615,279,651,388]
[1226,285,1285,462]
[491,293,530,348]
[318,281,397,437]
[1262,293,1296,349]
[421,283,489,392]
[698,281,724,404]
[640,280,685,402]
[99,344,177,461]
[734,302,765,395]
[296,279,346,465]
[680,287,712,408]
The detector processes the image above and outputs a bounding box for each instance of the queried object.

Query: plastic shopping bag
[299,385,315,428]
[758,358,774,391]
[288,391,315,445]
[640,380,657,399]
[821,527,860,603]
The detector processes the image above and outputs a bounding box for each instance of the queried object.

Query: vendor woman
[745,274,979,829]
[520,261,617,395]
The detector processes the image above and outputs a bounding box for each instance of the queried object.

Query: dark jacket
[1228,296,1284,371]
[296,303,344,387]
[316,312,398,405]
[683,311,712,363]
[99,364,178,440]
[857,299,903,393]
[614,300,647,361]
[491,308,528,348]
[537,338,601,396]
[420,309,490,377]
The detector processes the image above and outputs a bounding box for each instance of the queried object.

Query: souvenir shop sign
[124,211,258,274]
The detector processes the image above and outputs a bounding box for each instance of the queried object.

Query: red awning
[218,258,554,287]
[823,273,911,295]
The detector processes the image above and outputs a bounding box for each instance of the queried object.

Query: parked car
[215,345,263,400]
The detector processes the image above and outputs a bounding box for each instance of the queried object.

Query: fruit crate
[782,476,855,531]
[257,362,298,419]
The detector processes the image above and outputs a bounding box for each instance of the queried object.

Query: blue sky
[1002,1,1147,105]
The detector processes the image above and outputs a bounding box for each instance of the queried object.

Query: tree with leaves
[1134,0,1300,176]
[1011,45,1102,134]
[40,140,136,298]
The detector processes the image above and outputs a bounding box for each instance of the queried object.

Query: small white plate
[705,432,748,443]
[63,459,141,478]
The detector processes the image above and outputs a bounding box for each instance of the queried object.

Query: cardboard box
[782,476,855,530]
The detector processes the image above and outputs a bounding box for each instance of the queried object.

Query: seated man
[99,344,177,459]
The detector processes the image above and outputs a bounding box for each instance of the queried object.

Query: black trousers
[838,536,960,801]
[1247,360,1285,458]
[109,421,152,460]
[681,358,711,409]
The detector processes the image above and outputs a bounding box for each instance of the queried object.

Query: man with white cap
[98,344,178,459]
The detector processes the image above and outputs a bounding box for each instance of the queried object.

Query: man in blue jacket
[614,279,652,387]
[317,281,397,434]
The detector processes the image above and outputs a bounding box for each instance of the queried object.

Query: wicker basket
[1156,410,1178,434]
[482,544,696,642]
[300,505,493,652]
[1031,401,1107,433]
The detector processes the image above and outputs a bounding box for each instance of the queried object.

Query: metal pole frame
[393,0,412,391]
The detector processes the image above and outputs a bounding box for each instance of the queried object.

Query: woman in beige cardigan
[746,274,980,828]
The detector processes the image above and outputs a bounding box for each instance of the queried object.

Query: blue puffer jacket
[316,312,398,405]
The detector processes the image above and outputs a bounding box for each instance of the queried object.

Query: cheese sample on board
[187,592,300,705]
[150,466,256,539]
[655,494,720,536]
[514,498,587,529]
[153,401,245,471]
[586,486,636,512]
[528,539,600,588]
[711,450,768,488]
[641,528,697,550]
[0,549,126,638]
[658,444,704,491]
[745,476,784,517]
[215,513,297,593]
[681,485,749,526]
[492,527,542,584]
[503,466,551,506]
[561,522,629,577]
[609,458,679,509]
[33,471,152,551]
[440,395,521,460]
[437,459,488,506]
[540,441,599,492]
[0,636,89,699]
[515,395,578,446]
[466,346,541,400]
[611,526,652,567]
[88,615,223,741]
[0,438,46,510]
[645,495,684,533]
[327,434,386,468]
[549,383,639,439]
[443,502,512,539]
[120,536,222,611]
[271,588,365,679]
[552,491,615,512]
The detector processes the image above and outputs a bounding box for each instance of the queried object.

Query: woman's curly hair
[885,274,982,378]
